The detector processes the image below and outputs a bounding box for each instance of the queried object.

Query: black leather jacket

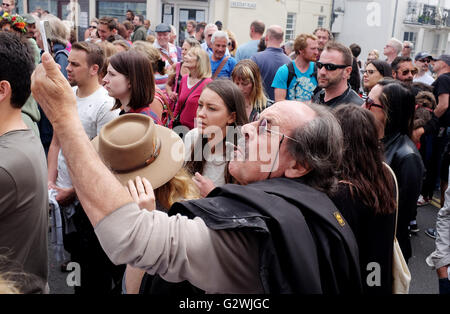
[384,133,424,261]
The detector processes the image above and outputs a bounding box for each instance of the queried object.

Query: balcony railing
[404,1,450,28]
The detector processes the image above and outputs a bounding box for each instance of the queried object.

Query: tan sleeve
[94,202,263,293]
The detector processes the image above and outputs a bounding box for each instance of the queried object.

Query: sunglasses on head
[365,97,384,110]
[316,61,349,71]
[399,68,418,76]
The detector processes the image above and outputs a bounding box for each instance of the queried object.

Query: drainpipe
[392,0,399,37]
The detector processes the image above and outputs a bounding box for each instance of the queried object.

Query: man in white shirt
[414,52,435,85]
[46,41,119,294]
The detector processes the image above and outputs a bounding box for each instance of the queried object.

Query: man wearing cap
[154,23,178,67]
[32,51,363,294]
[22,14,40,65]
[131,14,147,42]
[414,52,434,85]
[46,41,119,293]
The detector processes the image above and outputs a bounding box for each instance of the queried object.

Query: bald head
[266,25,284,47]
[265,101,316,136]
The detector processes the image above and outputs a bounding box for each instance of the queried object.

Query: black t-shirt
[432,72,450,127]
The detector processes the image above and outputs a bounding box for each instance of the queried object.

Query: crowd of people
[0,4,449,296]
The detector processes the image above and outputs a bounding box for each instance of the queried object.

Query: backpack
[155,89,173,128]
[286,61,320,95]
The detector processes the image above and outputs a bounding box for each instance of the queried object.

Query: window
[318,16,325,28]
[403,31,417,56]
[285,12,296,41]
[432,33,441,55]
[97,1,146,21]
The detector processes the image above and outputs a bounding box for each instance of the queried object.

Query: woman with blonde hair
[232,59,272,121]
[226,29,238,57]
[130,41,172,124]
[165,37,201,110]
[171,46,213,129]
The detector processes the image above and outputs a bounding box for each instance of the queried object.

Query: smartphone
[39,20,51,53]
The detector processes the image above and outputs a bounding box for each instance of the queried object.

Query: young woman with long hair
[364,79,424,263]
[184,79,249,196]
[332,104,396,294]
[232,59,272,121]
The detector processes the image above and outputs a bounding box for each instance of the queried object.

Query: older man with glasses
[312,41,364,108]
[414,52,435,85]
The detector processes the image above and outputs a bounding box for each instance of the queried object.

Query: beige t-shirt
[94,202,264,293]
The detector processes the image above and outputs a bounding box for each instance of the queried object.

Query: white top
[413,72,435,85]
[56,86,119,188]
[184,128,244,187]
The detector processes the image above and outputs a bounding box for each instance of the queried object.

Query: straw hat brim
[91,124,185,189]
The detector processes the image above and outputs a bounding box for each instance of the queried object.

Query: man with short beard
[312,42,363,108]
[273,33,319,102]
[391,56,416,84]
[46,42,119,293]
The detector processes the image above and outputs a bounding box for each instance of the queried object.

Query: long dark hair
[377,79,415,139]
[367,60,392,78]
[185,79,248,183]
[333,104,396,215]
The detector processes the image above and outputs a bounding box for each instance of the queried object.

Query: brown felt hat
[92,114,184,188]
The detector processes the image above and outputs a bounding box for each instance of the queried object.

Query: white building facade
[20,0,332,46]
[332,0,450,61]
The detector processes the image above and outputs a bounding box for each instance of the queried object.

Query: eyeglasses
[362,69,378,75]
[365,97,384,110]
[258,118,300,144]
[316,61,349,71]
[418,58,430,63]
[399,68,418,76]
[404,46,411,49]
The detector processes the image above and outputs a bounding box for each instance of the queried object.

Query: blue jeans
[439,278,450,294]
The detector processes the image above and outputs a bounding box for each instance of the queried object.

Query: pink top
[172,75,212,129]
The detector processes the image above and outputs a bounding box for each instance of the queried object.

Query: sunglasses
[418,58,430,63]
[316,61,349,71]
[2,3,10,6]
[365,97,384,110]
[399,68,418,76]
[89,25,97,29]
[362,69,377,75]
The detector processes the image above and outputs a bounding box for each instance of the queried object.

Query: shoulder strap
[159,48,174,66]
[383,162,399,237]
[155,88,173,119]
[286,61,296,88]
[212,56,230,79]
[174,78,206,120]
[55,49,69,58]
[174,62,182,93]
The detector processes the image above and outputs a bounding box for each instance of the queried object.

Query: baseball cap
[435,54,450,66]
[414,52,431,61]
[155,23,171,33]
[22,14,36,25]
